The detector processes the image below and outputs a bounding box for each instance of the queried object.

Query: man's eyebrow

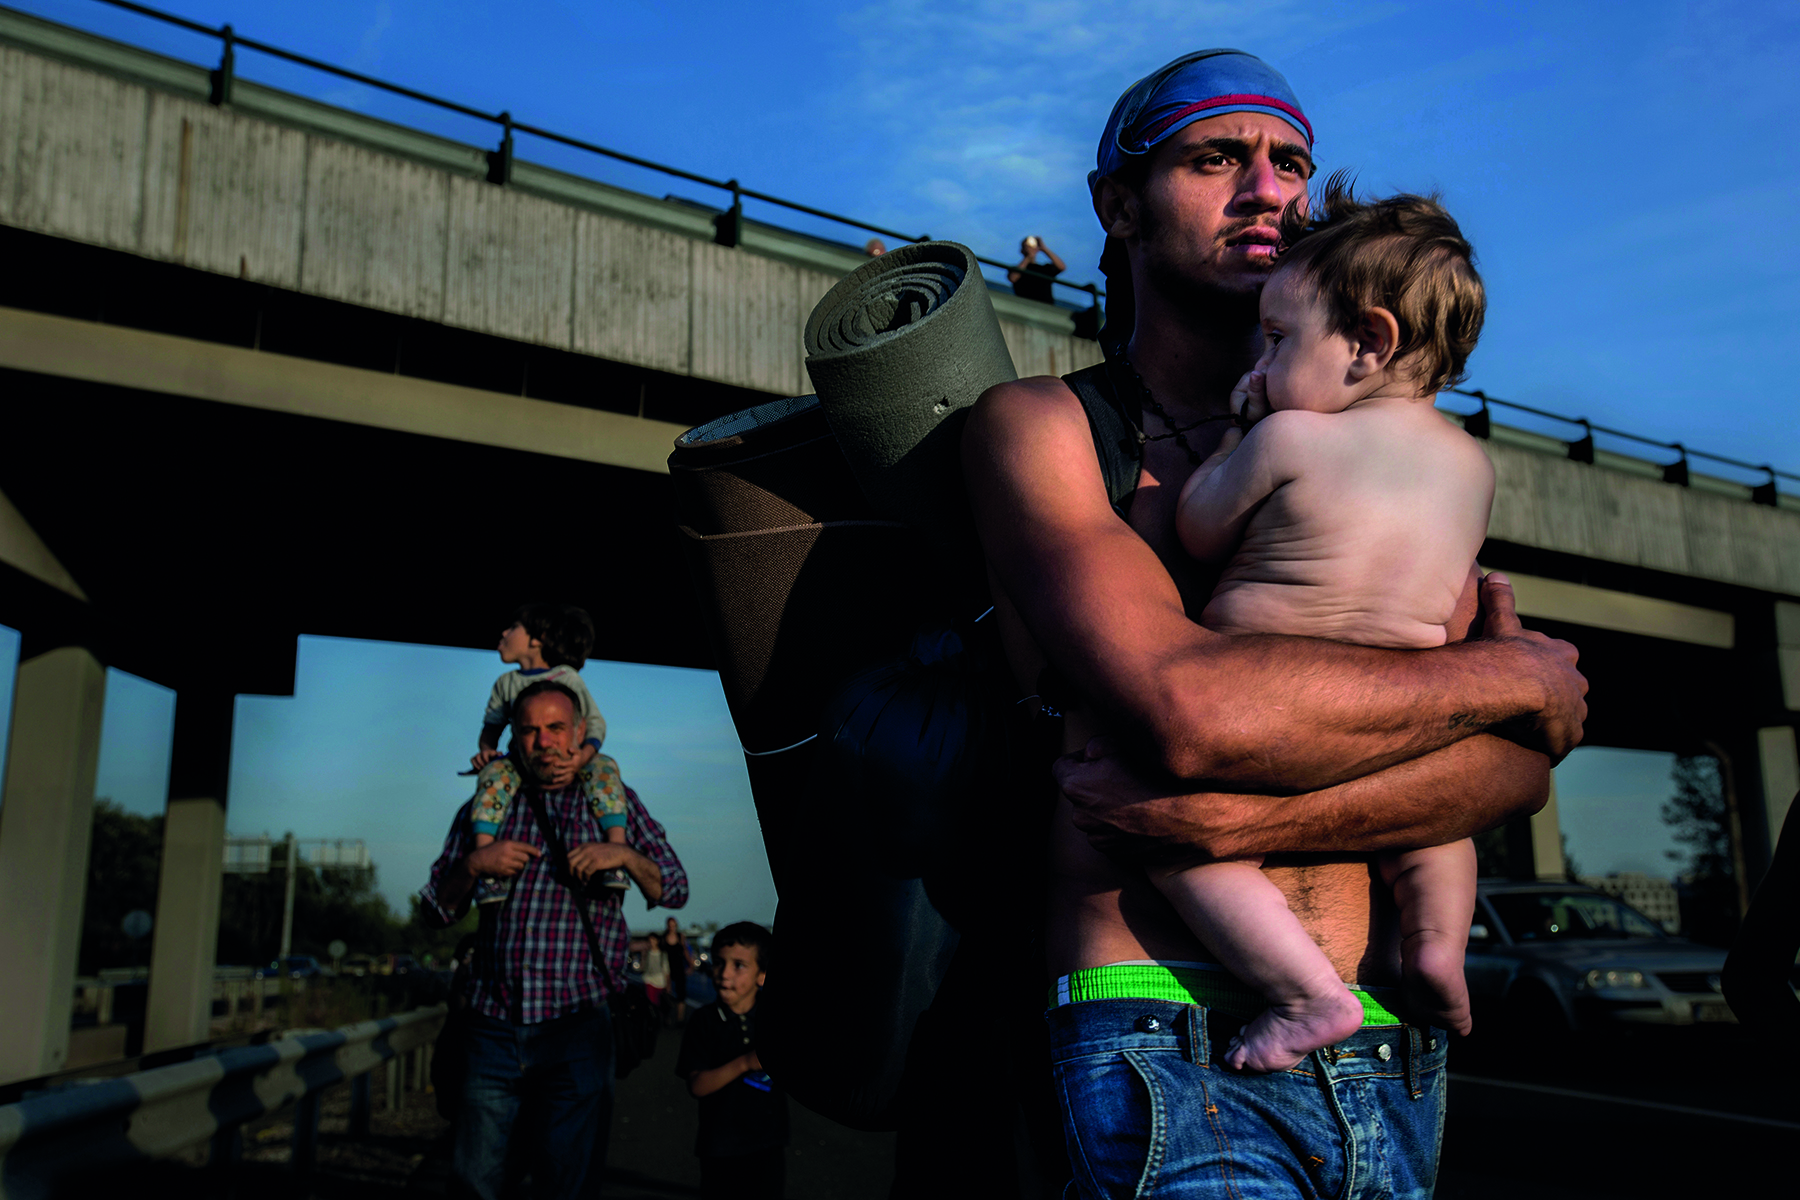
[1182,136,1251,161]
[1271,139,1316,174]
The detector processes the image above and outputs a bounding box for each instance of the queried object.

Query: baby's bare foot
[1405,935,1473,1036]
[1224,987,1365,1073]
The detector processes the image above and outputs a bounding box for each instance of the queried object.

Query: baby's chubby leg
[1148,860,1365,1072]
[582,753,633,889]
[469,758,523,903]
[1378,839,1477,1036]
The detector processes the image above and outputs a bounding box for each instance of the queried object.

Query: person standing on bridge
[421,680,688,1200]
[1008,235,1067,303]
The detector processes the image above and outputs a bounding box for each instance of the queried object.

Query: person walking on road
[663,917,692,1025]
[419,681,689,1200]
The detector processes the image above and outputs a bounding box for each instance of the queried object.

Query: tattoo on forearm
[1447,712,1477,730]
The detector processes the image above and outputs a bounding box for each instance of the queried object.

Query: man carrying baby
[962,50,1589,1198]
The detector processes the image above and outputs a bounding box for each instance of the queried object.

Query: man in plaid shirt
[421,680,688,1200]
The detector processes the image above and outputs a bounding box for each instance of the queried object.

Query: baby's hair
[712,921,773,971]
[1275,171,1485,395]
[512,602,595,669]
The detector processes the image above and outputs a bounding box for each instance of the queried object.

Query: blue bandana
[1091,50,1312,192]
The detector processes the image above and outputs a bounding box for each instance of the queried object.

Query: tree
[404,893,478,967]
[79,800,164,974]
[216,837,409,965]
[80,809,422,970]
[1662,755,1739,945]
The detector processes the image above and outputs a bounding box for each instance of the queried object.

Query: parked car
[270,955,327,979]
[341,956,378,977]
[1465,880,1734,1035]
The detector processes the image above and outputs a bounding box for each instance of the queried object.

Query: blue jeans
[1048,1000,1447,1199]
[452,1006,614,1200]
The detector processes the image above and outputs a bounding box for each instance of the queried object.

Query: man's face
[713,943,765,1012]
[1111,112,1314,303]
[513,692,585,782]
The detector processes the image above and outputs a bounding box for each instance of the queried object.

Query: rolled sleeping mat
[669,396,949,759]
[670,397,964,1130]
[669,247,1026,1130]
[804,241,1018,561]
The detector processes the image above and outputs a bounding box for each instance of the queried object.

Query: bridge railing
[33,1,1796,500]
[87,0,1108,314]
[1440,387,1798,505]
[0,1004,446,1199]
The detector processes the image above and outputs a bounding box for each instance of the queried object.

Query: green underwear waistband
[1049,961,1406,1027]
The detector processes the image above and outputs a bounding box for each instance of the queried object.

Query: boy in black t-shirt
[676,922,787,1199]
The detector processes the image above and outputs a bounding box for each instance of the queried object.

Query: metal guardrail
[25,2,1792,496]
[1441,387,1797,504]
[86,0,1107,311]
[0,1004,446,1199]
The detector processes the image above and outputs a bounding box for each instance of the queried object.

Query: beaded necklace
[1104,340,1240,466]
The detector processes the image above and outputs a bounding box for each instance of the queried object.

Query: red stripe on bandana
[1139,93,1315,147]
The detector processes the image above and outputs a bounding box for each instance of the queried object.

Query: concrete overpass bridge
[0,7,1796,1086]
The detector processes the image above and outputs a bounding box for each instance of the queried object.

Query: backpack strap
[524,789,610,985]
[1063,358,1144,520]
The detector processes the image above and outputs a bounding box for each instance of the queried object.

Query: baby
[469,603,631,901]
[1157,177,1495,1071]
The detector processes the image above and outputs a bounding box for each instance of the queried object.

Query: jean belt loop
[1405,1025,1422,1100]
[1186,1003,1209,1066]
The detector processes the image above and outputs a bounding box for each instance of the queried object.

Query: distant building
[1580,872,1681,933]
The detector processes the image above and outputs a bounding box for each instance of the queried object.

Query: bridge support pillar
[144,690,234,1053]
[1529,772,1566,881]
[0,646,107,1083]
[1756,725,1797,850]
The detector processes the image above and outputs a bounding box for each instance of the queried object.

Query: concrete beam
[1757,726,1798,849]
[0,306,690,474]
[0,646,106,1084]
[1500,570,1735,649]
[143,690,233,1053]
[1776,601,1800,711]
[0,484,85,600]
[1530,772,1567,881]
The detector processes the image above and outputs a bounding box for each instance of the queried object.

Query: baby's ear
[1348,306,1401,379]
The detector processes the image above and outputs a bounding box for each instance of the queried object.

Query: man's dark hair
[1094,154,1153,348]
[1275,171,1486,395]
[513,603,596,669]
[712,922,773,971]
[513,679,583,727]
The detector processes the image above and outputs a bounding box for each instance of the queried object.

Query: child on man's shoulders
[467,603,630,900]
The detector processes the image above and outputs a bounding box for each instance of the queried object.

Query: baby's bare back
[1197,401,1494,648]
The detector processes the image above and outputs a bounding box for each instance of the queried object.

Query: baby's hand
[470,747,501,770]
[1230,366,1272,428]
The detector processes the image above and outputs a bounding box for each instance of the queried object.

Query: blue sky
[0,618,1703,938]
[1,1,1792,937]
[0,626,775,930]
[10,0,1798,483]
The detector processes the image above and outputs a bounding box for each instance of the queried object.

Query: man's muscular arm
[1056,734,1548,862]
[963,376,1587,791]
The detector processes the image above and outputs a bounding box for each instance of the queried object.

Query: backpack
[668,242,1134,1130]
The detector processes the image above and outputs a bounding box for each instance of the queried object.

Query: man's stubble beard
[1136,200,1265,333]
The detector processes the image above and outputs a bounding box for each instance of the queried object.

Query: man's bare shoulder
[968,374,1088,440]
[964,374,1113,497]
